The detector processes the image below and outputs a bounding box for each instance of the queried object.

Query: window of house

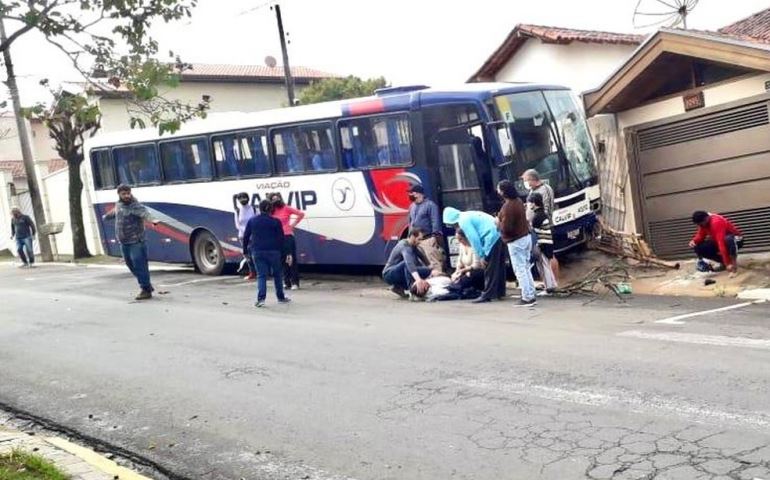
[271,123,335,174]
[212,130,270,178]
[339,114,412,169]
[113,144,160,186]
[159,137,213,182]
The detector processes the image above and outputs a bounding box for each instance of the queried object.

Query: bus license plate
[567,228,581,240]
[553,199,591,226]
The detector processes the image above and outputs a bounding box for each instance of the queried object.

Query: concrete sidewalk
[0,421,153,480]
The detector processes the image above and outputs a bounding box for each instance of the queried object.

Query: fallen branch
[590,219,680,270]
[554,259,631,302]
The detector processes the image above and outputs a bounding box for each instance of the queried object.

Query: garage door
[635,98,770,258]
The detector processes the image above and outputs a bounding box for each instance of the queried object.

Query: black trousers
[282,234,300,287]
[694,235,742,266]
[479,238,507,301]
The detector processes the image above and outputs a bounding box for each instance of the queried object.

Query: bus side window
[271,123,335,175]
[115,144,160,186]
[160,137,212,183]
[339,113,412,170]
[90,149,115,190]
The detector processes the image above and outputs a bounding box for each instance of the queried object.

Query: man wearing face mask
[234,192,256,281]
[521,169,554,223]
[407,184,445,273]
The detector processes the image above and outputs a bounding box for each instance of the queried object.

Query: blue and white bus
[85,83,600,275]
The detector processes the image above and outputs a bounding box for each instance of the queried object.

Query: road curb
[0,425,154,479]
[45,436,153,480]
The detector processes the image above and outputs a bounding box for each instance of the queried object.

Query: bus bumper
[553,213,597,254]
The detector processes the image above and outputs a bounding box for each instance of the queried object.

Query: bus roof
[85,82,569,150]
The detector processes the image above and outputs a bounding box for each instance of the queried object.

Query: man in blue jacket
[443,207,506,303]
[243,200,292,308]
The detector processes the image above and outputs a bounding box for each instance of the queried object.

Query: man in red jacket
[688,210,744,273]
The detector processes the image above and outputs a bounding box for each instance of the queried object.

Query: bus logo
[332,177,356,211]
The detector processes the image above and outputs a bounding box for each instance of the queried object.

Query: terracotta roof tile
[181,63,342,82]
[469,24,646,81]
[0,160,27,179]
[0,159,69,180]
[516,24,645,46]
[47,159,68,173]
[720,8,770,44]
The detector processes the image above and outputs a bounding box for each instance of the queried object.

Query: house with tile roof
[92,63,341,133]
[468,24,646,93]
[581,8,770,258]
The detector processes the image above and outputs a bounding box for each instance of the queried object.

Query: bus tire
[192,230,224,276]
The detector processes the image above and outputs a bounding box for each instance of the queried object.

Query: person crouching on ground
[102,185,158,300]
[689,210,743,276]
[442,207,506,303]
[382,228,432,299]
[234,192,256,281]
[497,180,537,307]
[451,229,485,292]
[243,200,292,308]
[528,192,558,295]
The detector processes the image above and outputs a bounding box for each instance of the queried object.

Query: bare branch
[0,0,61,52]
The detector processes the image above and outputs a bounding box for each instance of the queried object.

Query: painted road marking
[452,377,770,431]
[619,330,770,350]
[655,300,767,325]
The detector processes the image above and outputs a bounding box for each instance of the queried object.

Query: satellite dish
[633,0,699,29]
[264,56,277,68]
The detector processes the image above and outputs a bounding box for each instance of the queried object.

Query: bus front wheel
[192,230,224,276]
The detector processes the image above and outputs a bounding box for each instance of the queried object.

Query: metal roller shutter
[635,99,770,258]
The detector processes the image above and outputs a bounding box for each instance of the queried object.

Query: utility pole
[273,4,296,106]
[0,19,53,261]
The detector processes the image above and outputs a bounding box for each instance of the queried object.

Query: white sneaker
[291,285,299,291]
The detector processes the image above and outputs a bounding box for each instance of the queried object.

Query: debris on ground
[591,220,680,270]
[555,259,632,302]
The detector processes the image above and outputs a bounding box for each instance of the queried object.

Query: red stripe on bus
[347,99,385,115]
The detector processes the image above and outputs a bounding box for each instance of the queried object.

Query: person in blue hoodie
[442,207,506,303]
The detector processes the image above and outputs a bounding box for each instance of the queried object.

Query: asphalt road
[1,262,769,480]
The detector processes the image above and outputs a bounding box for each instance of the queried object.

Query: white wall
[40,166,102,257]
[0,116,22,160]
[614,72,770,233]
[494,40,638,94]
[98,81,304,133]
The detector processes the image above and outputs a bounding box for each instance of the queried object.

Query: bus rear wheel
[192,230,224,276]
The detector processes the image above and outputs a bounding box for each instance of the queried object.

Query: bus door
[430,123,497,267]
[431,124,495,212]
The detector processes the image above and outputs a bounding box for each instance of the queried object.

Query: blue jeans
[253,250,286,302]
[120,241,152,291]
[507,235,536,301]
[15,236,34,265]
[382,261,431,290]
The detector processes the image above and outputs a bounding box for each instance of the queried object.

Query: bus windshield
[490,90,597,194]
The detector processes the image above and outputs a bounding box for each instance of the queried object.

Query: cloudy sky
[1,0,768,105]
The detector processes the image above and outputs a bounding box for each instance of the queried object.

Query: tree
[298,75,388,105]
[1,0,210,259]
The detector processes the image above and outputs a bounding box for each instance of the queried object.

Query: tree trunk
[0,19,53,261]
[68,159,91,259]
